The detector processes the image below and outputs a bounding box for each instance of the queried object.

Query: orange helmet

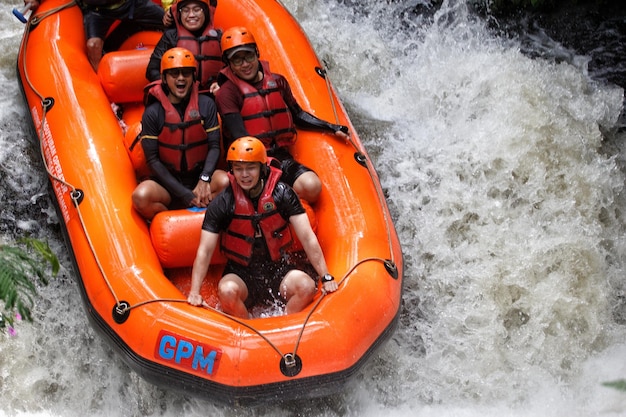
[160,47,197,73]
[227,137,267,164]
[221,26,257,60]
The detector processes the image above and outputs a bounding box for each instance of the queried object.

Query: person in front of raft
[132,47,228,220]
[187,137,339,318]
[22,0,165,72]
[146,0,223,95]
[214,26,350,204]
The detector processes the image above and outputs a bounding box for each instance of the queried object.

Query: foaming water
[2,0,626,415]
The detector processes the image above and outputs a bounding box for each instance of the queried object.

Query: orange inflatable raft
[17,0,403,404]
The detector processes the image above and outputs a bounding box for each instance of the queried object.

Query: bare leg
[211,169,231,196]
[131,180,171,220]
[280,270,316,314]
[218,274,249,318]
[86,37,104,72]
[292,171,322,203]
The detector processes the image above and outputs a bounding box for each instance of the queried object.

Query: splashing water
[1,0,626,415]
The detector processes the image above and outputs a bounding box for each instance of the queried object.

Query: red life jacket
[220,61,296,148]
[171,5,222,91]
[220,166,294,265]
[147,81,208,173]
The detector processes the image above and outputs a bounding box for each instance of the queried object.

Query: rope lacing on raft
[22,12,399,371]
[118,256,393,365]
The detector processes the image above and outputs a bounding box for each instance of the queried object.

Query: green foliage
[0,238,59,332]
[603,380,626,392]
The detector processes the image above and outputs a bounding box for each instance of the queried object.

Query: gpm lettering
[156,331,222,375]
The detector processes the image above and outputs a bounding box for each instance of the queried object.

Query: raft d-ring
[384,259,399,279]
[70,189,84,206]
[279,353,302,377]
[112,301,131,324]
[42,97,55,111]
[354,152,367,167]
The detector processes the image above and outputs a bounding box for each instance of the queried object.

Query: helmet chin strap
[248,179,264,199]
[250,162,268,198]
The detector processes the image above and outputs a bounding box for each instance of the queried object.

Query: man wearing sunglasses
[215,26,350,205]
[133,47,228,220]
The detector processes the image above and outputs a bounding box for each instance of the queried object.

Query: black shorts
[83,0,164,40]
[147,170,198,209]
[223,252,317,309]
[267,147,315,189]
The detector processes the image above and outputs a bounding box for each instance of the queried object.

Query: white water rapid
[1,0,626,415]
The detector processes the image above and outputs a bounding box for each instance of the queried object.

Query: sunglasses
[166,68,195,78]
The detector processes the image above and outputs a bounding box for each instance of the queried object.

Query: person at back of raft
[23,0,165,72]
[187,137,339,318]
[146,0,223,95]
[214,26,350,204]
[132,47,228,220]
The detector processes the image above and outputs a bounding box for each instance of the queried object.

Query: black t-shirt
[202,181,305,234]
